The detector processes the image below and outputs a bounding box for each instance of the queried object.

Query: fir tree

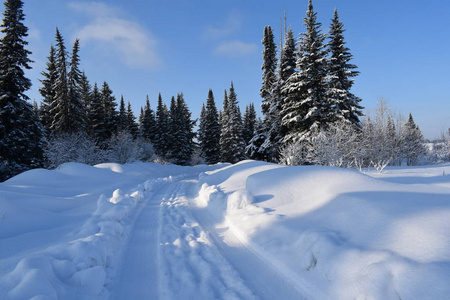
[79,72,91,121]
[87,83,107,142]
[50,28,70,133]
[100,81,118,138]
[327,9,363,126]
[0,0,43,180]
[198,89,221,164]
[171,93,195,165]
[140,95,156,142]
[118,95,127,132]
[38,45,57,133]
[126,101,138,138]
[220,82,245,163]
[402,113,426,166]
[154,93,169,158]
[243,103,257,145]
[67,38,86,132]
[260,25,277,117]
[281,0,330,144]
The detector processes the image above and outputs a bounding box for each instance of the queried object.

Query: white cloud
[68,2,161,69]
[213,40,258,58]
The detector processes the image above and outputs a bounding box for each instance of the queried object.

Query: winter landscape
[1,0,450,299]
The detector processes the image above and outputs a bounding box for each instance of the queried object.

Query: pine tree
[67,38,86,132]
[0,0,43,180]
[171,93,195,165]
[100,81,118,139]
[281,0,329,144]
[87,83,107,142]
[50,28,70,133]
[140,95,156,142]
[126,101,138,138]
[327,9,363,126]
[220,82,245,163]
[402,113,426,166]
[118,95,127,132]
[260,25,277,117]
[243,103,256,145]
[79,72,91,120]
[198,89,221,164]
[38,45,57,133]
[154,93,169,158]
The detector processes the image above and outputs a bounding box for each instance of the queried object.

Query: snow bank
[195,160,450,299]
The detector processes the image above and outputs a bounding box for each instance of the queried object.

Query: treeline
[247,0,430,169]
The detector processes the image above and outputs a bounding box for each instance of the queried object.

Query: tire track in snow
[158,179,257,300]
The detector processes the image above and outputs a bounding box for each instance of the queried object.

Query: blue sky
[19,0,450,139]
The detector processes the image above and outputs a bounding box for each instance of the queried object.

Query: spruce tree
[171,93,195,165]
[0,0,43,180]
[50,28,70,133]
[140,95,156,142]
[260,25,277,117]
[154,93,169,158]
[402,113,426,166]
[87,83,107,142]
[38,45,57,133]
[67,38,86,132]
[126,101,138,138]
[243,103,256,145]
[118,95,127,132]
[327,9,363,126]
[281,0,329,144]
[100,81,118,138]
[199,89,221,164]
[220,82,245,163]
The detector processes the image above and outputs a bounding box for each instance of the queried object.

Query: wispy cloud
[213,40,258,58]
[69,2,161,69]
[203,11,243,40]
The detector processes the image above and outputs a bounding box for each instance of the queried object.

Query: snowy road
[112,173,308,300]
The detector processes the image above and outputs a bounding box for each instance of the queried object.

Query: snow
[1,160,450,299]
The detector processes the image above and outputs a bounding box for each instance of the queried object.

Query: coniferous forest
[1,0,448,182]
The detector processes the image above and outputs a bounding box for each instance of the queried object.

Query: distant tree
[327,9,363,126]
[281,0,329,144]
[79,71,91,120]
[87,83,108,142]
[38,45,57,133]
[140,95,156,142]
[198,89,221,164]
[0,0,43,180]
[401,113,426,166]
[171,93,195,165]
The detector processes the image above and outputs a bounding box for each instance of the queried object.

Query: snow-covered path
[113,173,309,300]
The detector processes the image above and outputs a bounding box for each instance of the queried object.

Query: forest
[0,0,449,182]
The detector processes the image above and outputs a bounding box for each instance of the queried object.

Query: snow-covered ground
[1,160,450,299]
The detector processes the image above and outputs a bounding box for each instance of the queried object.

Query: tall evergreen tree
[243,103,257,145]
[126,101,138,138]
[220,82,245,163]
[100,81,118,138]
[67,38,86,132]
[118,95,127,132]
[171,93,195,165]
[327,9,363,126]
[0,0,43,180]
[38,45,57,133]
[79,72,91,120]
[140,95,156,142]
[281,0,330,144]
[198,89,221,164]
[260,25,277,118]
[87,83,107,142]
[154,93,169,158]
[50,28,70,133]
